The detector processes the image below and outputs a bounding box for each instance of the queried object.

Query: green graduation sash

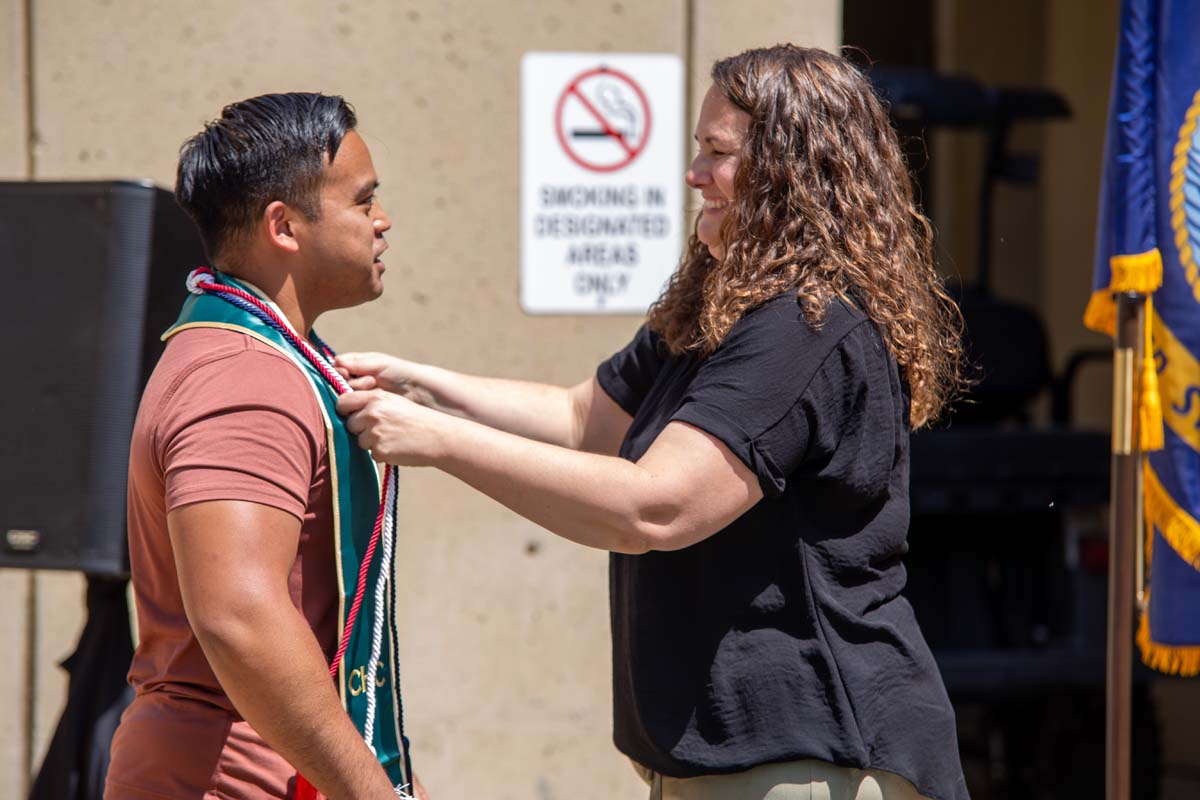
[163,271,407,788]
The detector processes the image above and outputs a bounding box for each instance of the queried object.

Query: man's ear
[264,200,301,255]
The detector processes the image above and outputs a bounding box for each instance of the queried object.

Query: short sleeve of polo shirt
[669,297,875,498]
[154,334,326,521]
[596,324,667,417]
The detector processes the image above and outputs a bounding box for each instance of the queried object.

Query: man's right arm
[169,499,397,800]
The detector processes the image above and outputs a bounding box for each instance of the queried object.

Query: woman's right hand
[334,352,436,406]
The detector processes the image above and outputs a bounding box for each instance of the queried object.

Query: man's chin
[359,277,385,304]
[330,280,385,313]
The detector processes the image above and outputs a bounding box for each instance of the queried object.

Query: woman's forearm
[337,389,761,552]
[432,413,678,554]
[415,364,586,448]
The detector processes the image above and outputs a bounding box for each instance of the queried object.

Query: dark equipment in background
[0,181,205,800]
[27,577,134,800]
[0,181,205,575]
[866,68,1161,799]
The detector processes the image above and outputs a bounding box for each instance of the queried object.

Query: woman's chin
[697,224,726,261]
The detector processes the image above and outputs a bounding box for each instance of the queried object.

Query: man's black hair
[175,92,358,259]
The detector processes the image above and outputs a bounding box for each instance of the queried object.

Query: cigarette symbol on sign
[555,66,652,173]
[571,83,639,145]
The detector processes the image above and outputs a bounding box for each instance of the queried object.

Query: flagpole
[1107,291,1142,800]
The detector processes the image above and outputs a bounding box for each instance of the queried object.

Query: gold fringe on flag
[1138,462,1200,676]
[1137,610,1200,676]
[1111,248,1164,294]
[1083,288,1117,336]
[1144,463,1200,570]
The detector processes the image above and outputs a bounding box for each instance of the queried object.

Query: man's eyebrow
[355,179,380,198]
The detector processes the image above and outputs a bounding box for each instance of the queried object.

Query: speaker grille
[0,181,205,574]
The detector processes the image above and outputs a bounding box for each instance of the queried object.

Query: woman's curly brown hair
[646,44,965,428]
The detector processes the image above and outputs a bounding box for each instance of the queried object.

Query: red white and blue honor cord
[186,267,412,798]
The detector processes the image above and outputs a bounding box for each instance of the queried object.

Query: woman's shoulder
[728,291,871,351]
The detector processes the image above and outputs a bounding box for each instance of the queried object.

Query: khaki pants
[633,759,932,800]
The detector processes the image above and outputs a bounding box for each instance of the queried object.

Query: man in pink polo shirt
[106,93,422,800]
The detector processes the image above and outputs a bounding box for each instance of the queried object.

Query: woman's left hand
[336,389,449,467]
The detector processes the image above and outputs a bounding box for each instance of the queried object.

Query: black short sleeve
[669,296,873,497]
[597,324,666,417]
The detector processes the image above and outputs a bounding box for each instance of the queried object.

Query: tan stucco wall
[1,3,34,798]
[1,2,838,796]
[0,0,25,175]
[691,0,843,103]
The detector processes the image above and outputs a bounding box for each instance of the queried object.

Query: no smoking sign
[555,66,651,173]
[522,53,683,314]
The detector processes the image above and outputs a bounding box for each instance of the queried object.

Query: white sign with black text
[521,52,684,314]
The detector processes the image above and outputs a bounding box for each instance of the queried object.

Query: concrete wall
[0,5,84,800]
[0,2,839,797]
[0,1,26,791]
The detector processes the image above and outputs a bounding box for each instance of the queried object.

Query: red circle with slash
[554,66,652,173]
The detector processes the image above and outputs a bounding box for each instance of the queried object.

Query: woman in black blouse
[338,45,968,800]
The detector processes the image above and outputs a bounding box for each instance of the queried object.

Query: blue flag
[1086,0,1200,675]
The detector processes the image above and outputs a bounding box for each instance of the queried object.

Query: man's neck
[217,263,317,336]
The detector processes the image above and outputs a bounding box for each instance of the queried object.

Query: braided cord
[364,464,398,744]
[187,268,350,393]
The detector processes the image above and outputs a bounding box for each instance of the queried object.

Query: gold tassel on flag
[1139,299,1163,452]
[1083,248,1164,453]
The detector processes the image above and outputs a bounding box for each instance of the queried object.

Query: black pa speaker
[0,181,206,575]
